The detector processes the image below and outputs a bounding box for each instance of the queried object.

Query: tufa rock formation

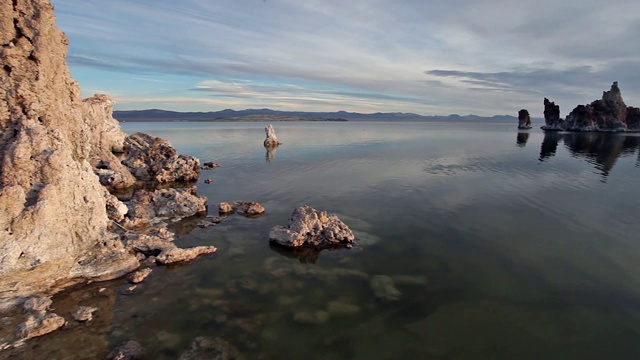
[269,205,355,249]
[542,82,640,132]
[542,97,562,129]
[0,0,211,309]
[1,0,139,306]
[517,109,531,129]
[263,124,281,148]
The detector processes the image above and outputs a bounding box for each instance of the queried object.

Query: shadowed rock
[517,109,531,129]
[542,98,563,129]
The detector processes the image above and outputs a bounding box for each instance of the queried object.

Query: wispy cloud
[52,0,640,115]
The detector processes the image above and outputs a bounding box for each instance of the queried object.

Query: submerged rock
[15,313,65,340]
[370,275,401,302]
[178,337,240,360]
[106,340,146,360]
[268,205,355,248]
[127,268,153,284]
[263,124,281,148]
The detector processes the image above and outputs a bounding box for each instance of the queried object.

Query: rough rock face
[124,187,207,228]
[124,226,216,265]
[542,98,562,129]
[122,132,200,183]
[0,0,139,305]
[263,124,280,148]
[517,109,531,128]
[543,82,640,132]
[269,205,355,248]
[218,201,265,216]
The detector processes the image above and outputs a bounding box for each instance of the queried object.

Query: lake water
[7,121,640,359]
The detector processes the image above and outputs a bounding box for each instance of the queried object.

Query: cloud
[52,0,640,115]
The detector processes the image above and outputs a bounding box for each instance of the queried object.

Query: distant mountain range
[113,108,520,122]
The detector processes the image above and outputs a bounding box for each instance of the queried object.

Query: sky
[51,0,640,117]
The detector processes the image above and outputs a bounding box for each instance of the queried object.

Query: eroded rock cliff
[0,0,140,307]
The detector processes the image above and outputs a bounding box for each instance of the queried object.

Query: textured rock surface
[542,97,562,129]
[122,132,200,183]
[218,201,265,216]
[124,226,217,265]
[269,205,355,248]
[72,306,98,322]
[517,109,531,128]
[542,82,640,132]
[16,313,65,340]
[124,187,207,228]
[127,268,152,284]
[0,0,139,307]
[263,124,281,148]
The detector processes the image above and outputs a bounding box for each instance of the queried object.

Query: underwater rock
[370,275,401,302]
[106,340,145,360]
[269,205,355,248]
[177,336,240,360]
[293,310,330,325]
[263,124,281,148]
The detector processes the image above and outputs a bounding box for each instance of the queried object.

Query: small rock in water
[16,314,65,340]
[204,178,213,184]
[201,161,220,170]
[268,205,355,248]
[72,306,98,322]
[370,275,402,302]
[22,296,53,314]
[327,301,361,316]
[263,124,281,148]
[127,268,153,284]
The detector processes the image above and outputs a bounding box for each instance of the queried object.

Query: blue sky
[52,0,640,116]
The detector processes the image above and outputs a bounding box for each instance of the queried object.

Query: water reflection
[268,242,352,264]
[265,145,278,163]
[516,131,530,147]
[539,131,640,179]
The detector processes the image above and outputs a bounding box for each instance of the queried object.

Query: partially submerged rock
[268,206,355,248]
[517,109,531,129]
[122,132,200,183]
[218,201,265,216]
[16,313,65,340]
[124,226,216,265]
[263,124,281,148]
[127,268,153,284]
[124,187,207,228]
[201,161,220,170]
[71,306,98,322]
[542,82,640,132]
[543,97,563,130]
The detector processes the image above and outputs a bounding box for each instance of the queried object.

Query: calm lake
[9,121,640,359]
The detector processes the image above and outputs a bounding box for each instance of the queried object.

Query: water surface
[12,121,640,359]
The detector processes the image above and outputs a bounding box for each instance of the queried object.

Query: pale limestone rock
[263,124,281,148]
[122,132,200,183]
[124,187,207,228]
[0,0,139,307]
[269,205,355,248]
[16,313,65,340]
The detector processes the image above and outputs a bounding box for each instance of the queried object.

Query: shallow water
[6,121,640,359]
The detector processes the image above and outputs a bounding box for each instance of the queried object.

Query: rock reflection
[539,131,640,180]
[265,146,278,163]
[268,242,352,264]
[516,132,529,147]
